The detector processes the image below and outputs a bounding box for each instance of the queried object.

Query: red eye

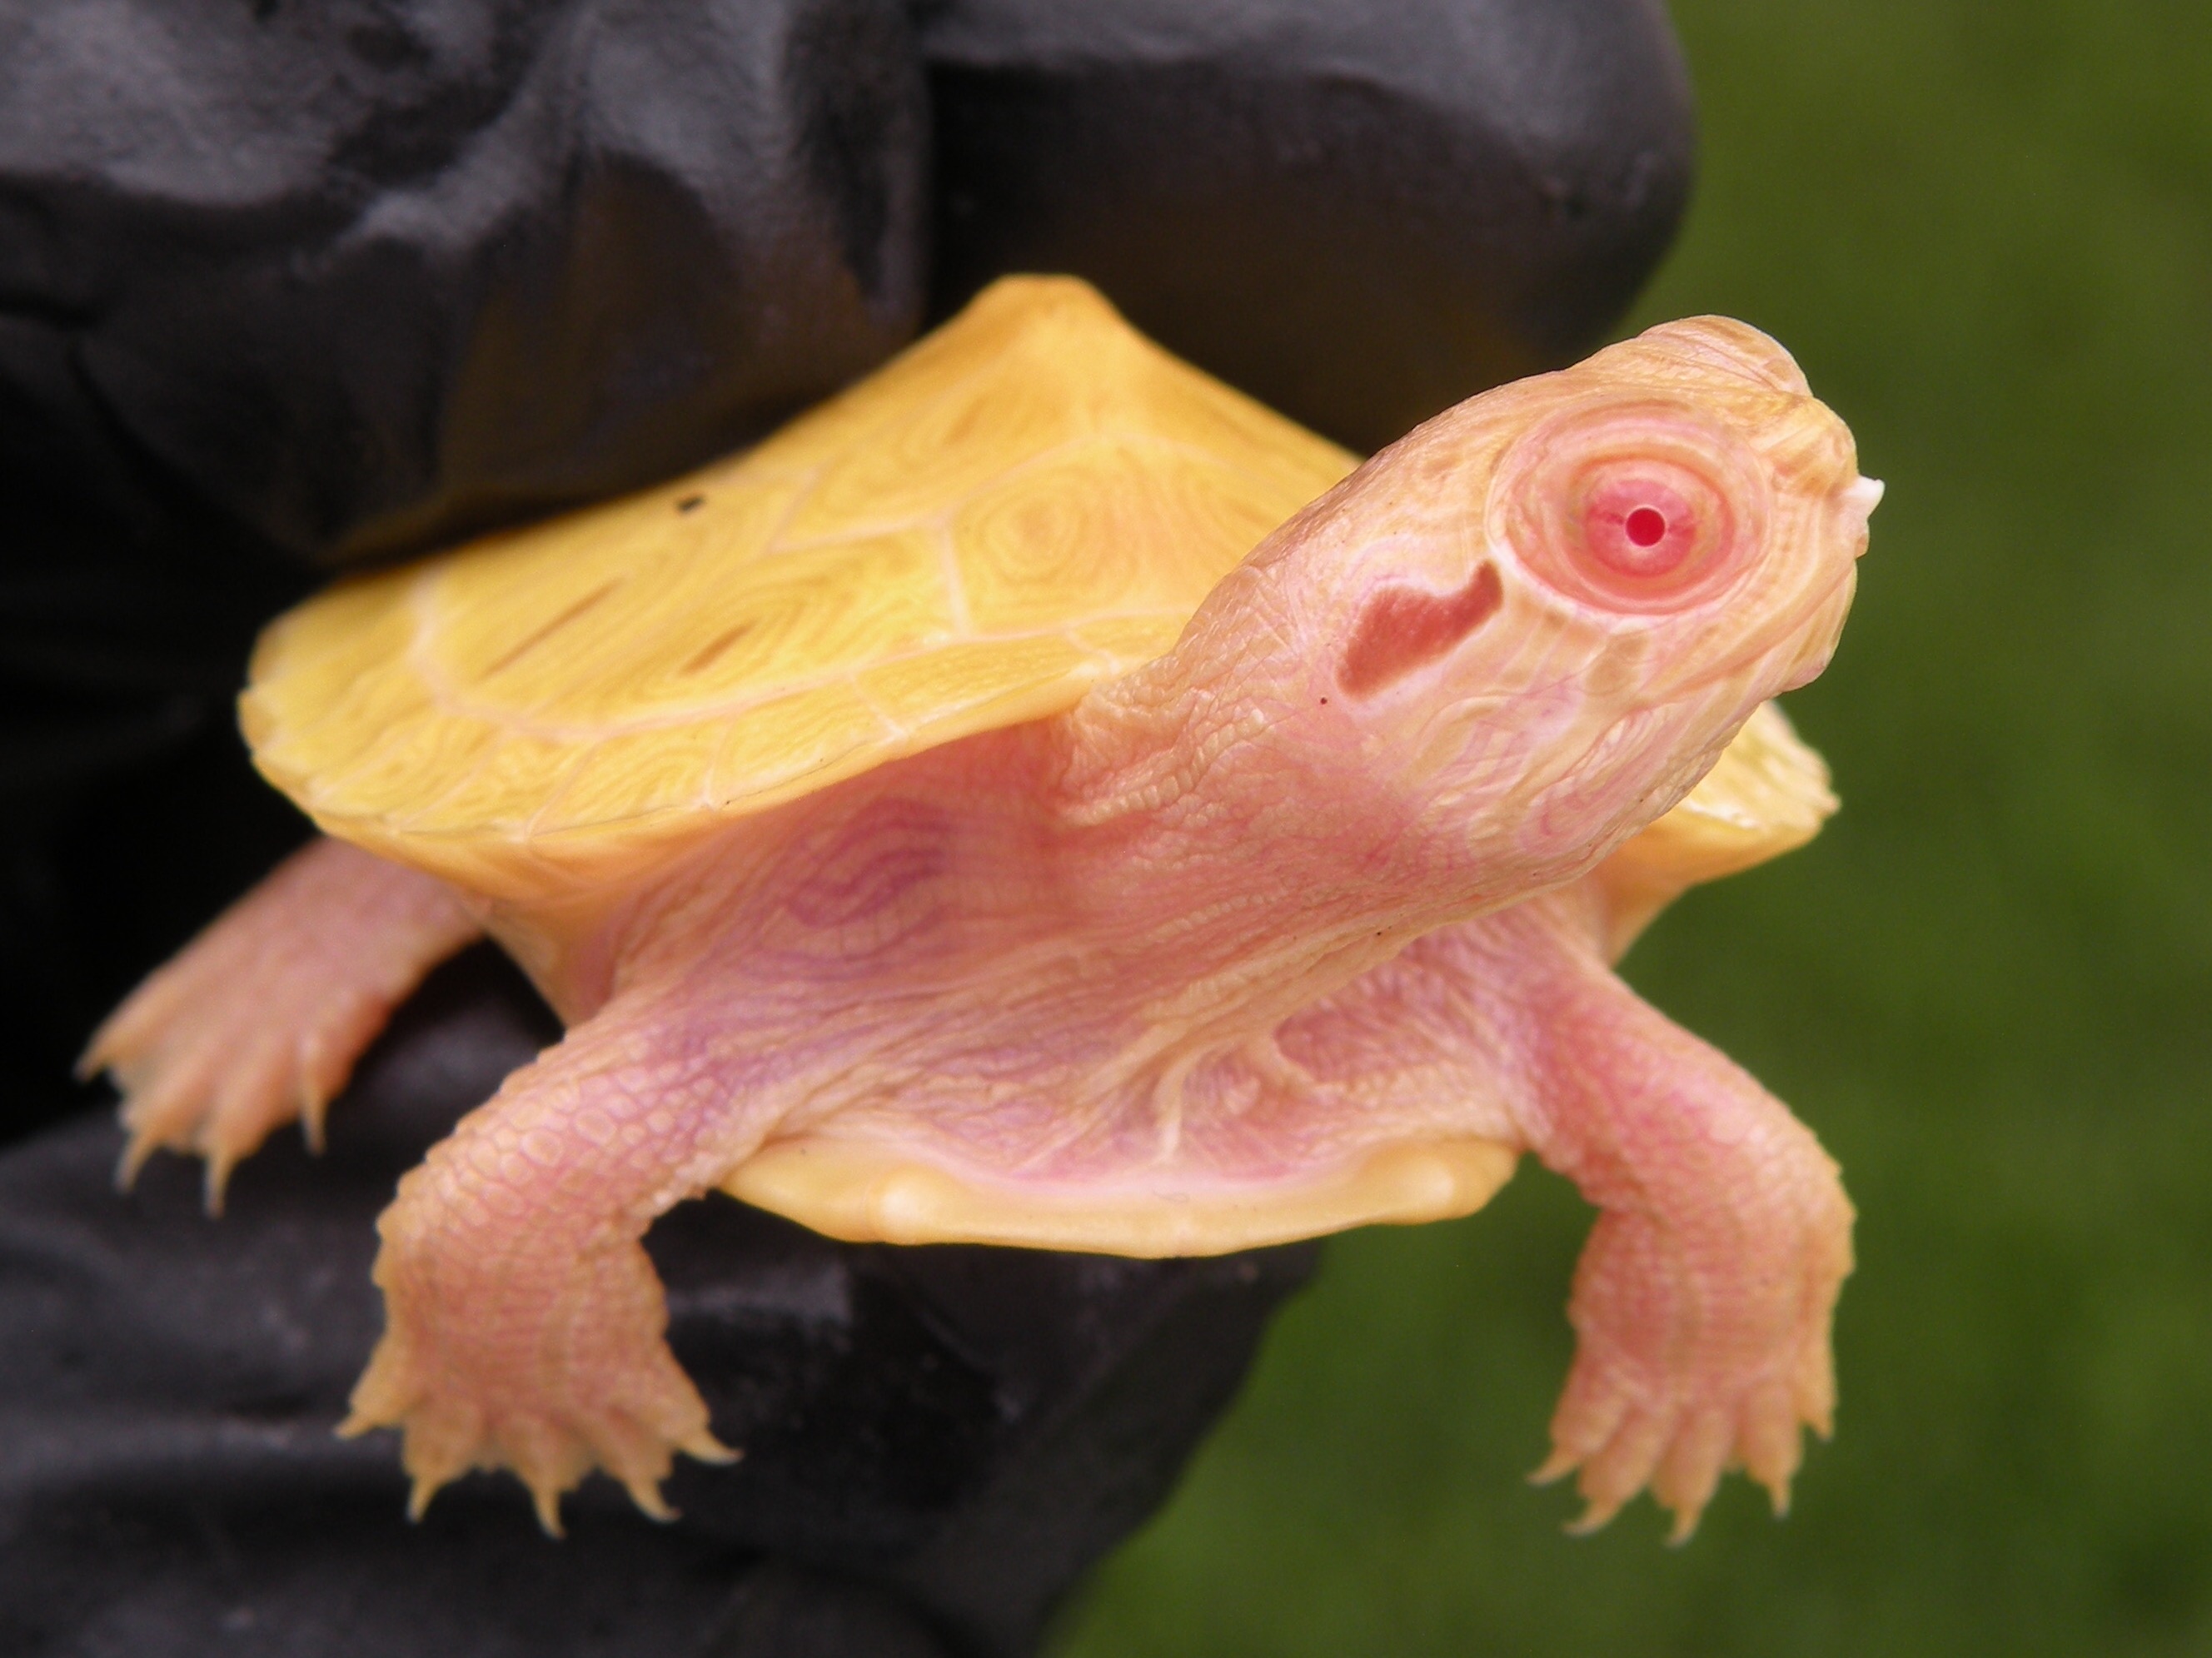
[1492,401,1767,614]
[1586,477,1698,579]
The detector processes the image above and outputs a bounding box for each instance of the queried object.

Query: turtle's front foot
[82,838,481,1210]
[1533,1173,1853,1541]
[341,1008,759,1533]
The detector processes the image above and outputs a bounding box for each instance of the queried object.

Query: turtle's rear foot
[82,837,481,1210]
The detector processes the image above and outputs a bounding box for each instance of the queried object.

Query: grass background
[1059,2,2212,1652]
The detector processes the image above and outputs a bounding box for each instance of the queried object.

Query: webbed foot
[82,838,480,1210]
[1532,1178,1852,1541]
[339,998,764,1532]
[341,1210,735,1535]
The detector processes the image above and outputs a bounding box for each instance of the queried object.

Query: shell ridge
[391,725,511,832]
[844,671,913,742]
[285,574,456,816]
[572,481,836,716]
[762,321,1079,545]
[406,568,498,729]
[409,616,1178,744]
[761,429,1137,559]
[929,520,975,638]
[755,460,834,558]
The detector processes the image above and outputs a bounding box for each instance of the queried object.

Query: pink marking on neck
[1338,562,1503,698]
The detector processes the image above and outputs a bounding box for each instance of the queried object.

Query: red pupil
[1624,505,1667,547]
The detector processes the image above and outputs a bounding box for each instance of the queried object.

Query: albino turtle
[86,276,1880,1540]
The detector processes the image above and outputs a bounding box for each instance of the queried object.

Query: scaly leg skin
[339,993,751,1534]
[81,836,483,1210]
[1474,892,1853,1541]
[1299,886,1851,1541]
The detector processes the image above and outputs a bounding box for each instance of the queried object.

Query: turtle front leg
[82,837,482,1208]
[340,990,757,1533]
[1293,889,1851,1540]
[1458,894,1854,1540]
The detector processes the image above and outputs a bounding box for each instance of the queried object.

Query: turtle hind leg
[82,836,481,1211]
[339,990,760,1534]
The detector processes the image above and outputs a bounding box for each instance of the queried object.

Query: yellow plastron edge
[720,1135,1519,1257]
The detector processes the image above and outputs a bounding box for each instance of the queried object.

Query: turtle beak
[1839,475,1884,557]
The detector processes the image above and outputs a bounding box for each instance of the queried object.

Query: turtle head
[1253,315,1877,895]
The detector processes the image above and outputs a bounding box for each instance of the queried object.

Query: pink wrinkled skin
[87,317,1876,1540]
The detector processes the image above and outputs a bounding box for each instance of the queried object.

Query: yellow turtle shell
[242,275,1834,904]
[243,276,1359,898]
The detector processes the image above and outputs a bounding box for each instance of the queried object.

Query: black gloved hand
[924,0,1695,453]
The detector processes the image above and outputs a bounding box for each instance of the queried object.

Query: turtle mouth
[1837,475,1884,556]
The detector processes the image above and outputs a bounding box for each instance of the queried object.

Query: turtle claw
[299,1069,334,1155]
[202,1148,239,1217]
[1537,1329,1830,1542]
[103,1027,319,1212]
[113,1127,160,1195]
[606,1421,740,1524]
[346,1370,734,1536]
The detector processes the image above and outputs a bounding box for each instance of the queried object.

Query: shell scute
[705,684,892,812]
[306,711,500,823]
[1117,365,1355,505]
[523,530,957,730]
[953,437,1237,635]
[259,665,436,802]
[401,734,596,839]
[242,580,421,751]
[529,720,735,839]
[856,632,1104,733]
[780,367,1095,545]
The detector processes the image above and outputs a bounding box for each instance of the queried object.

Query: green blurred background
[1061,2,2212,1652]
